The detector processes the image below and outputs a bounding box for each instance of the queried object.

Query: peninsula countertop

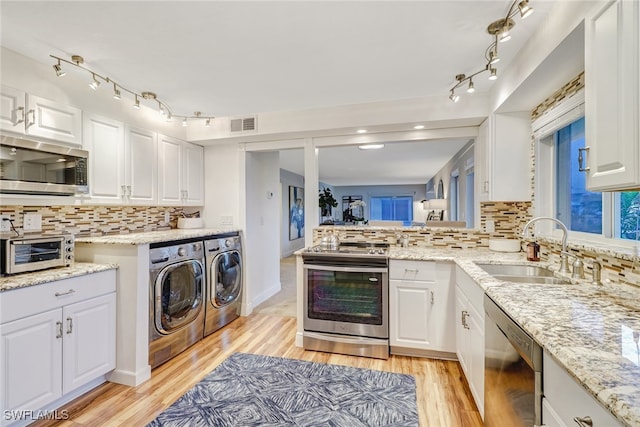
[387,246,640,427]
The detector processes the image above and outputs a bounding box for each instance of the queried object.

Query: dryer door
[210,250,242,308]
[154,259,204,334]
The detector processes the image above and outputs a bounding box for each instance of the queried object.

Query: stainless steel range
[302,242,389,359]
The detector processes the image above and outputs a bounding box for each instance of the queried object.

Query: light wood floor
[34,312,482,427]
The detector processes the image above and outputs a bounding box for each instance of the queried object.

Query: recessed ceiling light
[358,144,384,150]
[414,125,425,130]
[356,129,367,134]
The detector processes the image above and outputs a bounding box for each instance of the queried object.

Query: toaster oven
[1,234,74,275]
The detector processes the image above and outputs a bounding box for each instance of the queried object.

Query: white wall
[202,143,242,228]
[281,168,305,257]
[333,184,426,223]
[244,151,281,312]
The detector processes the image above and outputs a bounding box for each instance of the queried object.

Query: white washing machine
[149,239,205,368]
[203,233,243,337]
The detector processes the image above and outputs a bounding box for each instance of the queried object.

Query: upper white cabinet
[125,126,158,205]
[585,0,640,191]
[158,135,204,206]
[83,114,126,203]
[475,112,531,204]
[389,260,455,356]
[0,85,82,146]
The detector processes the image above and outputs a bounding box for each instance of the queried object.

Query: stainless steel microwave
[1,234,74,275]
[0,134,88,196]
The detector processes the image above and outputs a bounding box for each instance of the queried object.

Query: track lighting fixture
[53,59,66,77]
[49,54,215,127]
[518,0,533,19]
[112,83,121,100]
[467,79,475,93]
[447,0,534,102]
[89,73,100,90]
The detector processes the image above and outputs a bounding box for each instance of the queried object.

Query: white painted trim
[532,89,585,139]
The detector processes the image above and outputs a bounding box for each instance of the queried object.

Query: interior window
[369,196,413,225]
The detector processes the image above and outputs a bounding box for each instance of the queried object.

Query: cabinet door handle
[66,317,73,334]
[578,146,590,172]
[25,109,35,129]
[404,269,419,273]
[461,311,470,329]
[573,416,593,427]
[54,289,75,297]
[14,106,25,125]
[430,291,434,305]
[56,321,63,339]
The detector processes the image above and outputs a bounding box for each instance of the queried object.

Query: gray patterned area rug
[147,352,418,427]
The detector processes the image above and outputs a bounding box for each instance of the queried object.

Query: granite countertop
[0,262,118,292]
[388,246,640,427]
[75,228,241,245]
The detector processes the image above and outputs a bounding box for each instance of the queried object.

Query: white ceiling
[0,0,557,186]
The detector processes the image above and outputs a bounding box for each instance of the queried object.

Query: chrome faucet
[521,216,571,274]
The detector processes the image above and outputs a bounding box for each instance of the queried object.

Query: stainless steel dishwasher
[484,294,542,427]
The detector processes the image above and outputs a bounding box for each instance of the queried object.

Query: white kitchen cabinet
[585,0,640,191]
[0,85,27,133]
[158,135,204,206]
[543,350,621,427]
[0,86,82,146]
[0,270,116,426]
[455,266,485,419]
[475,112,531,206]
[83,114,126,203]
[125,126,157,204]
[389,260,455,357]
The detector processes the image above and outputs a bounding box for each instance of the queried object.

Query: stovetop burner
[304,241,389,257]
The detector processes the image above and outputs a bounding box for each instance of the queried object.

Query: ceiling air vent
[230,116,257,133]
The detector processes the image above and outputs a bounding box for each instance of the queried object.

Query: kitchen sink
[475,263,571,285]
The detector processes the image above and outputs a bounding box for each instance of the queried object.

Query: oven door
[304,263,388,339]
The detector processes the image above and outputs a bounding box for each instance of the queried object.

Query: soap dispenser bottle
[526,240,540,261]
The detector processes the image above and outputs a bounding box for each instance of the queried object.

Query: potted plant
[318,188,338,217]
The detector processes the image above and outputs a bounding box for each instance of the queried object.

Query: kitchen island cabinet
[389,260,455,358]
[0,269,115,427]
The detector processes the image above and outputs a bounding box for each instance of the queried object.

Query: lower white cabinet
[0,270,116,426]
[389,260,455,356]
[543,350,621,427]
[455,266,485,419]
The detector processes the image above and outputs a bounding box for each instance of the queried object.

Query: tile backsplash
[0,205,186,236]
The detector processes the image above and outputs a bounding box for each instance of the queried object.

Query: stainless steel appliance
[203,233,243,337]
[149,238,205,368]
[0,134,88,196]
[484,294,542,427]
[1,234,74,275]
[302,242,389,359]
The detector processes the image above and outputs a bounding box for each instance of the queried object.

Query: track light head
[205,119,211,127]
[467,79,475,93]
[488,68,498,80]
[112,83,121,100]
[53,63,66,77]
[89,74,100,90]
[182,118,188,127]
[449,91,460,103]
[518,0,533,19]
[133,95,140,109]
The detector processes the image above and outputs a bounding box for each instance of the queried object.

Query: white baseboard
[251,280,282,309]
